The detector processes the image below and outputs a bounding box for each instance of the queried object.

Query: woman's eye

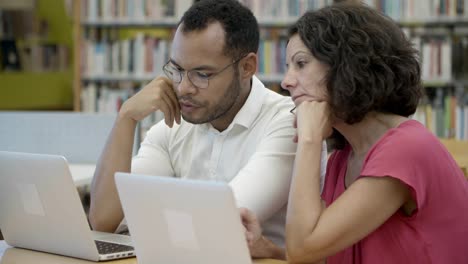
[296,60,307,68]
[195,71,210,79]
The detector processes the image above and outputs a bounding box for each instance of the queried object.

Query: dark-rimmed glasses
[162,56,244,89]
[290,106,296,115]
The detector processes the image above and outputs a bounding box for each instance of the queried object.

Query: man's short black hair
[180,0,259,60]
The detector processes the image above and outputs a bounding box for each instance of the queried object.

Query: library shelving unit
[0,0,73,110]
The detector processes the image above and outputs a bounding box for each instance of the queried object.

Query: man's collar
[230,75,266,129]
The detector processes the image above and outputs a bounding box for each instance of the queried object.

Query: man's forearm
[89,115,137,232]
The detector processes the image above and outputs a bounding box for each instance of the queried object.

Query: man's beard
[181,73,241,124]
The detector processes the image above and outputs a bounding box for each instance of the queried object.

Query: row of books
[416,37,453,81]
[414,34,468,81]
[413,87,468,140]
[81,32,170,78]
[1,40,70,72]
[238,0,333,20]
[1,8,69,72]
[81,32,468,83]
[257,37,287,75]
[80,0,468,25]
[80,82,164,140]
[363,0,468,21]
[81,82,137,113]
[81,0,338,24]
[81,30,288,79]
[82,0,193,22]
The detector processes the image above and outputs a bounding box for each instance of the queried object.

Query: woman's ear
[239,52,257,79]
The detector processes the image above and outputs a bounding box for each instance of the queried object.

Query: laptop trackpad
[92,231,133,246]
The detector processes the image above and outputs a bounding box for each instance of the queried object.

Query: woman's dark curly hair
[289,2,423,149]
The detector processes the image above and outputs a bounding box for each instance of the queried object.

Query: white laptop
[115,172,252,264]
[0,151,134,261]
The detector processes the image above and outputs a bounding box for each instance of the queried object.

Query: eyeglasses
[290,106,296,115]
[162,56,244,89]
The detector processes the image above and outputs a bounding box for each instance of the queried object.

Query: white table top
[0,241,285,264]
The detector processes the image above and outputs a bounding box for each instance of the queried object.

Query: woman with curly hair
[242,3,468,263]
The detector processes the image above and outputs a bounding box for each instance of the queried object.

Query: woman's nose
[281,69,297,92]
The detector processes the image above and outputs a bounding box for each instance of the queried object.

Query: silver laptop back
[0,151,133,261]
[115,172,252,264]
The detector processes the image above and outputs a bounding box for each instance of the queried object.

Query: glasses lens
[290,107,296,115]
[163,64,180,82]
[188,71,209,89]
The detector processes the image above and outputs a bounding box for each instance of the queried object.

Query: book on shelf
[0,11,3,39]
[0,39,21,71]
[0,9,35,40]
[451,34,468,80]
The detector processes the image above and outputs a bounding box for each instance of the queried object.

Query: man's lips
[179,100,201,112]
[179,100,199,108]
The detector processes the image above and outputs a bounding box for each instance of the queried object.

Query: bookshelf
[0,0,73,110]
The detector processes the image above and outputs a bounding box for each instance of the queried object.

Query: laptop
[114,172,252,264]
[0,151,134,261]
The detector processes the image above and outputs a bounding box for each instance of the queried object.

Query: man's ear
[239,52,257,79]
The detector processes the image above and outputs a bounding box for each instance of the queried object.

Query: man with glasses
[89,0,327,259]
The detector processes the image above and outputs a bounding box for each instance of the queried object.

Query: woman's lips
[291,95,304,105]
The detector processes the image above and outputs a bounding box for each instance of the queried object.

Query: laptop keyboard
[95,240,134,255]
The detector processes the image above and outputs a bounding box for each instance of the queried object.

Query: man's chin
[181,113,208,124]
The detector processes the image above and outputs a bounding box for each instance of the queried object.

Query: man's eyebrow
[168,58,217,71]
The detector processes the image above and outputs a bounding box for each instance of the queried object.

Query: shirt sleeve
[131,120,175,177]
[359,130,433,211]
[229,112,328,222]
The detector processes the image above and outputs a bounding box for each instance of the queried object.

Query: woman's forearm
[286,139,324,258]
